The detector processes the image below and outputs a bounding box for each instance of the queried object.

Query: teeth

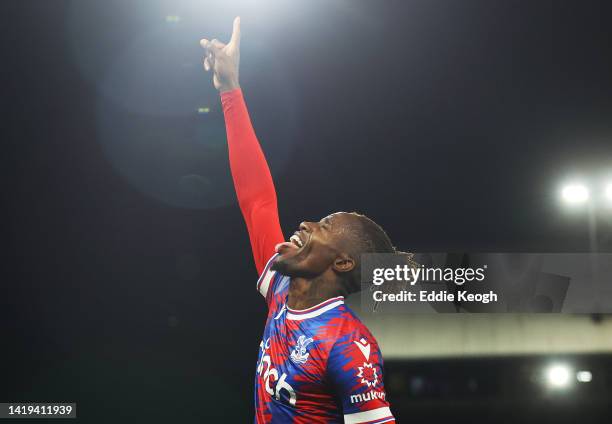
[290,234,303,247]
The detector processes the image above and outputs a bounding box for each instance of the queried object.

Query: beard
[271,253,322,279]
[271,254,301,276]
[270,255,288,273]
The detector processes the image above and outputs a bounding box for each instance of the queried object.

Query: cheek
[303,242,336,269]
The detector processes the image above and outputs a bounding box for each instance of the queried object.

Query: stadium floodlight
[545,364,572,388]
[561,183,589,204]
[576,370,592,383]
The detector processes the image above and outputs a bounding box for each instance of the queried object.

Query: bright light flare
[546,364,572,388]
[561,184,589,204]
[576,370,592,383]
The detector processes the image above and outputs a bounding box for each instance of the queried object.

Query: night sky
[3,1,612,422]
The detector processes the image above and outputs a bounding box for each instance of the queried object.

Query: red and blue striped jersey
[255,254,396,424]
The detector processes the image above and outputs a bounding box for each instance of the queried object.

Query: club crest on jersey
[357,362,378,387]
[290,335,314,365]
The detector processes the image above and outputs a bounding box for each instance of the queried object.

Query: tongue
[275,241,298,253]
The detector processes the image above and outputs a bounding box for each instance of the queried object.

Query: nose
[299,221,313,232]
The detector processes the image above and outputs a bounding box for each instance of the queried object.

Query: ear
[332,254,355,273]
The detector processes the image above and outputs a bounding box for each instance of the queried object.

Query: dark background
[3,0,612,422]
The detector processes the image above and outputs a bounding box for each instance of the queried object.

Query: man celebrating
[201,18,397,423]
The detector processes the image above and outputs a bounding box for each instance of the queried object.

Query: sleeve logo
[357,362,379,387]
[353,338,371,361]
[290,335,314,365]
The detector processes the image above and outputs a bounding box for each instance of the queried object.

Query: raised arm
[201,18,284,274]
[221,89,284,274]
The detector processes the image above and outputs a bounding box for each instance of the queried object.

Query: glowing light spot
[561,184,589,204]
[546,364,572,388]
[576,370,592,383]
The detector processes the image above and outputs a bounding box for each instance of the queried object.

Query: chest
[256,308,331,405]
[260,308,327,373]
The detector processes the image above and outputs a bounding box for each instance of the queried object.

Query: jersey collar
[286,296,345,321]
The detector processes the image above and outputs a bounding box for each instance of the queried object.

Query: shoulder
[327,305,381,363]
[336,305,378,342]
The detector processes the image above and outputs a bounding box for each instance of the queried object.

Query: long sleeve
[221,88,285,275]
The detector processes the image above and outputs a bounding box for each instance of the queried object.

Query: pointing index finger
[228,16,241,50]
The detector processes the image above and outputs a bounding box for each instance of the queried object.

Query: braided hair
[341,212,418,307]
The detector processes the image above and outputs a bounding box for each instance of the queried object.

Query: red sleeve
[221,88,285,275]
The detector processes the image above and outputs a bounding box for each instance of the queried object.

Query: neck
[286,274,345,310]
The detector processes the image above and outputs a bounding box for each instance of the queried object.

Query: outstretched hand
[200,17,241,92]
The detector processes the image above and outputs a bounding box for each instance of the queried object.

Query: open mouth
[275,231,307,254]
[289,233,304,248]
